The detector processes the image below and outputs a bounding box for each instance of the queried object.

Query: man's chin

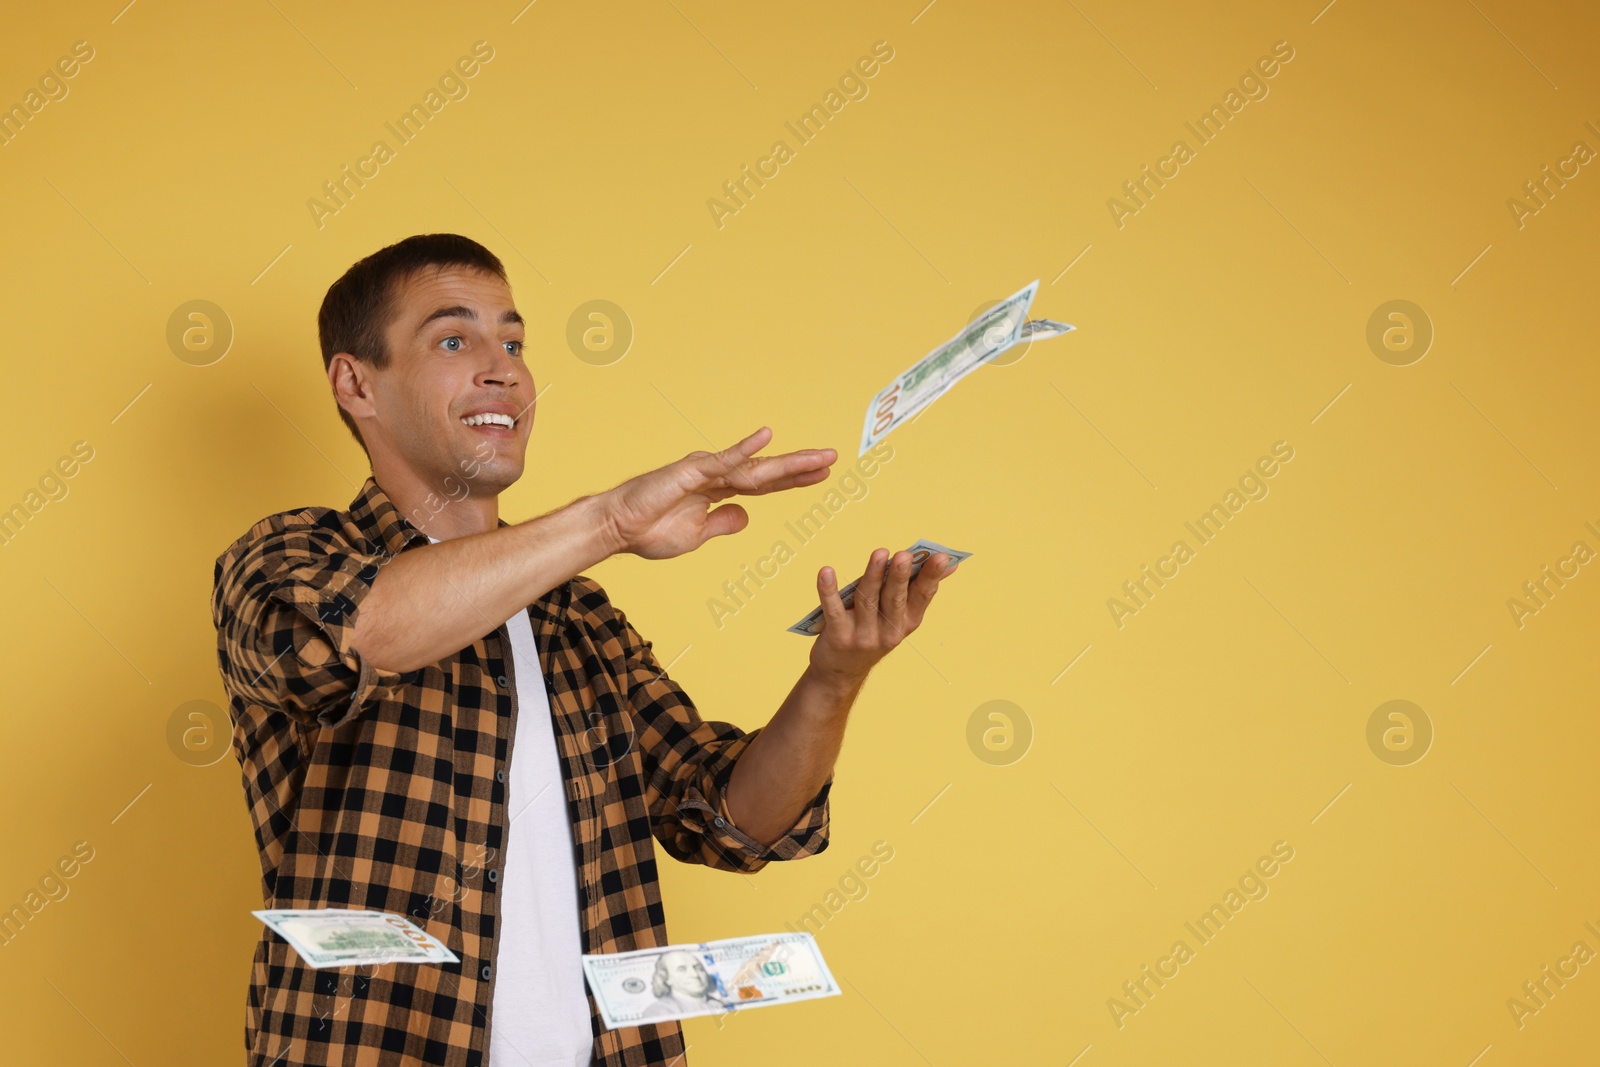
[455,445,525,488]
[466,461,522,494]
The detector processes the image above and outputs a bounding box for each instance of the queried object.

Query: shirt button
[487,869,498,882]
[495,770,505,784]
[714,817,726,828]
[481,964,492,980]
[497,675,509,689]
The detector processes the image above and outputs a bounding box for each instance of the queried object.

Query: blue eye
[441,336,463,352]
[505,340,525,358]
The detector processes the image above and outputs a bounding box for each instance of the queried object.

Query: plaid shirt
[211,476,832,1067]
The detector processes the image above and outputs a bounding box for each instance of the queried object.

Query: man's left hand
[808,548,957,686]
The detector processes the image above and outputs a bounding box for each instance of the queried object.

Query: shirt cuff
[689,776,833,869]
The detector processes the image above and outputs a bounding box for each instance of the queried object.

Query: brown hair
[318,233,508,456]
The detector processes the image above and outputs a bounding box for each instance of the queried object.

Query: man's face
[660,952,710,998]
[360,265,532,492]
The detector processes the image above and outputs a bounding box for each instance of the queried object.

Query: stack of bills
[787,538,972,636]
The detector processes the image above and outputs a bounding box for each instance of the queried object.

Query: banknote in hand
[788,538,971,636]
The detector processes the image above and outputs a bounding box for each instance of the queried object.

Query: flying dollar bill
[858,281,1035,455]
[582,931,838,1030]
[253,909,460,969]
[787,538,971,636]
[858,282,1075,455]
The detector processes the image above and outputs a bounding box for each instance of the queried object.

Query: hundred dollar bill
[582,931,838,1030]
[787,538,971,636]
[858,280,1036,455]
[859,281,1073,455]
[253,909,460,970]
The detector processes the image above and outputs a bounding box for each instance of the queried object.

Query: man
[211,233,956,1067]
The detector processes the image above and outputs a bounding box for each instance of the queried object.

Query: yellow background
[2,0,1596,1063]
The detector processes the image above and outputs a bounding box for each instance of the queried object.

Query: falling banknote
[582,931,839,1030]
[253,909,460,970]
[858,281,1075,455]
[787,538,972,636]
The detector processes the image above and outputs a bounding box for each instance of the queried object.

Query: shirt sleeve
[212,518,411,730]
[596,587,830,873]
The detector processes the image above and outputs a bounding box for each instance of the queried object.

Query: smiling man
[211,233,956,1067]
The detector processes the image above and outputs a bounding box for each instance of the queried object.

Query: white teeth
[461,413,514,428]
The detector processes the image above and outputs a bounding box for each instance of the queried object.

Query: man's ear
[329,353,377,420]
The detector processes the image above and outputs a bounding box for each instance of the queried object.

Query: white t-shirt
[427,538,591,1065]
[490,607,592,1065]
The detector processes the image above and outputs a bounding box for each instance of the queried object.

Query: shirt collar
[347,475,433,557]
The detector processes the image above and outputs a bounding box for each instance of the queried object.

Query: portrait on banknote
[638,950,733,1020]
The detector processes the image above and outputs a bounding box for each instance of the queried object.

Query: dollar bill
[1018,317,1076,341]
[787,538,971,636]
[859,280,1038,455]
[582,931,838,1030]
[253,909,460,969]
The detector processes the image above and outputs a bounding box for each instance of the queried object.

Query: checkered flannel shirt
[211,476,832,1067]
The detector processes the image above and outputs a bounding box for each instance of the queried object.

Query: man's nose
[477,344,520,387]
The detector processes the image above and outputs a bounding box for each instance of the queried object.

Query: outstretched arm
[352,427,835,673]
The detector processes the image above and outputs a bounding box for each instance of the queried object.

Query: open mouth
[459,412,516,435]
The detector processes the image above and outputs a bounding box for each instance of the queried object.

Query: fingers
[821,550,950,651]
[681,427,769,494]
[733,448,836,497]
[700,502,750,542]
[907,553,949,617]
[728,425,772,457]
[882,550,913,619]
[753,465,834,495]
[689,427,836,498]
[685,426,770,469]
[816,566,848,631]
[854,549,888,619]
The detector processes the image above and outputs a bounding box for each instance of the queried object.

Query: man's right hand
[602,427,837,560]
